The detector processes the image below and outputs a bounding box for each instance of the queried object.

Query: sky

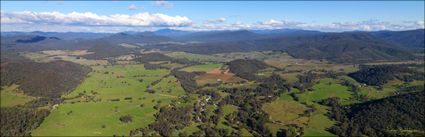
[1,1,424,32]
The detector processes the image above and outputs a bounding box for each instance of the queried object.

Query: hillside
[325,91,425,137]
[148,32,418,63]
[175,30,264,42]
[227,59,268,80]
[82,40,135,59]
[0,35,87,52]
[102,32,174,45]
[283,32,417,63]
[371,29,425,49]
[1,56,91,98]
[348,64,424,86]
[1,31,112,40]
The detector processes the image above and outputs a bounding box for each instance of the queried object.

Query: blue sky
[1,1,424,32]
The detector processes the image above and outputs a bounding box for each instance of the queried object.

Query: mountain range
[1,29,424,63]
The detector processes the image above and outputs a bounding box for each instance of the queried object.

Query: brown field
[195,68,245,85]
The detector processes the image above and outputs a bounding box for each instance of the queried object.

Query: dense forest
[227,59,268,81]
[0,107,50,136]
[322,91,425,137]
[348,64,424,86]
[144,31,419,63]
[82,41,134,59]
[1,57,91,98]
[171,70,202,93]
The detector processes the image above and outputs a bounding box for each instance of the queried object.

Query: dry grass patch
[195,68,245,85]
[262,100,309,126]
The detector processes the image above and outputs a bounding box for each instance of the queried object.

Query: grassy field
[359,80,424,99]
[181,64,222,72]
[340,76,424,100]
[41,50,93,56]
[297,78,352,104]
[32,100,160,136]
[22,50,108,66]
[0,84,36,107]
[64,64,169,101]
[165,52,224,63]
[167,51,287,63]
[264,53,358,73]
[217,105,238,129]
[152,75,186,97]
[263,91,336,137]
[159,62,185,69]
[32,64,186,136]
[263,99,309,126]
[279,72,300,83]
[303,104,336,137]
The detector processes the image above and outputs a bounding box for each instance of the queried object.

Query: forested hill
[283,32,417,63]
[348,64,424,86]
[1,29,423,64]
[173,30,263,42]
[371,29,425,49]
[323,91,425,137]
[0,55,91,98]
[149,32,417,63]
[227,59,268,80]
[101,32,174,45]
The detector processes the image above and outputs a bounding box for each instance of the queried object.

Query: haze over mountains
[1,28,424,63]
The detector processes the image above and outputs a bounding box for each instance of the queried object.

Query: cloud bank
[1,11,191,27]
[1,11,423,32]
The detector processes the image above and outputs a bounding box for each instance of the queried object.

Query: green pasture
[0,84,36,107]
[181,64,222,72]
[297,78,352,104]
[33,64,186,136]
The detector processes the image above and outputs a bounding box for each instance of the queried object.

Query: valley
[1,43,423,136]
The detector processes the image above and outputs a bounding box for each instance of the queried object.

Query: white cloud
[154,0,174,8]
[416,20,424,28]
[257,19,305,29]
[1,11,191,27]
[128,4,138,10]
[1,11,423,32]
[312,20,422,31]
[251,19,424,32]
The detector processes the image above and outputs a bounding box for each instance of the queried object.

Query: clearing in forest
[32,64,186,136]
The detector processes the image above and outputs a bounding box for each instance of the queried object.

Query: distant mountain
[1,35,59,44]
[153,29,193,37]
[82,40,134,59]
[148,32,417,63]
[273,32,417,63]
[1,35,108,52]
[251,29,322,36]
[174,30,264,42]
[1,31,112,40]
[370,29,424,49]
[102,32,175,45]
[1,29,421,63]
